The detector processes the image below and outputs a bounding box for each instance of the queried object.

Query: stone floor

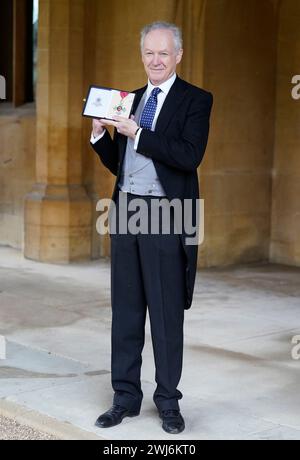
[0,246,300,440]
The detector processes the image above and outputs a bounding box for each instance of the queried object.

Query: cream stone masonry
[24,0,92,262]
[0,105,36,249]
[271,0,300,266]
[1,0,299,268]
[199,0,279,267]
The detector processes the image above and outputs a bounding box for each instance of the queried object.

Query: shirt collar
[146,73,177,98]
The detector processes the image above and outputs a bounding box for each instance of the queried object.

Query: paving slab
[0,246,300,440]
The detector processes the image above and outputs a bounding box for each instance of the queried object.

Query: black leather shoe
[159,409,185,434]
[95,404,140,428]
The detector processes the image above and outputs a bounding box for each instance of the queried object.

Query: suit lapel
[132,85,147,116]
[155,76,189,133]
[119,78,187,160]
[132,77,188,133]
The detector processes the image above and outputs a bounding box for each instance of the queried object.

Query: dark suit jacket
[91,76,213,309]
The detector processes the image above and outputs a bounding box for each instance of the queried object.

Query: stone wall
[270,0,300,266]
[0,104,36,249]
[0,0,299,268]
[199,0,278,266]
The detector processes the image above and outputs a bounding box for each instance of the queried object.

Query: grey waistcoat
[118,92,166,196]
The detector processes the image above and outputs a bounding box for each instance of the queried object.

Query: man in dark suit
[90,21,213,434]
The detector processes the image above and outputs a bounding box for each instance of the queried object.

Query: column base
[24,183,92,263]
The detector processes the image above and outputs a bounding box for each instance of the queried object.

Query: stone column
[24,0,92,262]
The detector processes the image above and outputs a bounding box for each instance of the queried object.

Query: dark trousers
[109,190,186,412]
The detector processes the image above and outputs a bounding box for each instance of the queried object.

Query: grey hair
[140,21,183,53]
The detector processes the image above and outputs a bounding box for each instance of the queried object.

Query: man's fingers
[97,116,135,136]
[102,119,118,127]
[113,115,127,121]
[100,119,126,134]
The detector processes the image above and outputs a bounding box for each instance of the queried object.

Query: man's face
[141,29,183,86]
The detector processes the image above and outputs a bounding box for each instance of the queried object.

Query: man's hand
[102,115,139,139]
[92,118,106,138]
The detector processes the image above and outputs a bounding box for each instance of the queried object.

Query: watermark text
[291,75,300,100]
[291,335,300,360]
[96,195,205,246]
[0,75,6,100]
[0,335,6,360]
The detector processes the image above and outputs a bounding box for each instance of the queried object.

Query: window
[33,0,38,100]
[0,0,38,107]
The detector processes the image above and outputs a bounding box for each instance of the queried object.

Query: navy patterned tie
[140,87,161,130]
